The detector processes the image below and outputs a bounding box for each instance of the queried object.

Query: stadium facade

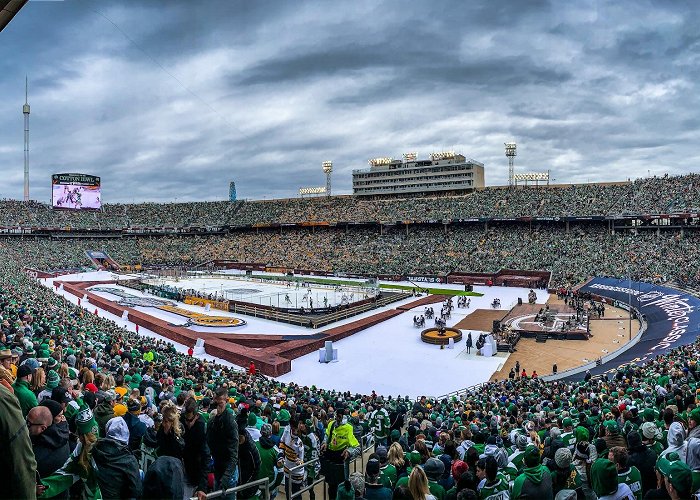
[352,151,485,197]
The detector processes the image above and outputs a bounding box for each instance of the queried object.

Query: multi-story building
[352,152,485,197]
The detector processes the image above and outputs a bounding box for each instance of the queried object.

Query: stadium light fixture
[505,142,517,188]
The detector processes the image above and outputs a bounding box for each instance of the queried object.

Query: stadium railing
[283,432,374,500]
[192,477,271,500]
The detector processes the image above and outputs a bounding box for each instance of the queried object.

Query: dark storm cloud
[0,0,699,202]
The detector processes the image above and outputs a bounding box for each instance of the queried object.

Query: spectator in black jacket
[28,405,70,482]
[236,409,262,499]
[92,417,142,500]
[626,430,657,496]
[122,398,147,455]
[142,456,185,500]
[207,387,239,500]
[156,402,184,460]
[183,398,211,500]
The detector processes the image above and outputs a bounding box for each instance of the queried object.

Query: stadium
[3,175,700,498]
[3,2,700,500]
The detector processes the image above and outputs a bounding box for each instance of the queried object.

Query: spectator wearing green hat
[602,420,626,451]
[37,370,59,402]
[511,445,553,499]
[38,407,102,499]
[13,363,38,417]
[590,458,634,500]
[687,408,700,440]
[665,460,693,500]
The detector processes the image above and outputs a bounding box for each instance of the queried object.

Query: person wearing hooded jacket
[626,431,657,497]
[685,437,700,495]
[256,423,283,499]
[511,445,553,500]
[182,397,211,500]
[29,405,70,481]
[91,417,142,500]
[687,408,700,441]
[660,422,687,462]
[589,458,634,500]
[207,388,239,500]
[236,409,261,499]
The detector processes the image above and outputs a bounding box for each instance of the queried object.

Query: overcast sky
[1,0,699,203]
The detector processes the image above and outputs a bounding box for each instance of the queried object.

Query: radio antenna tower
[23,76,30,201]
[505,142,516,188]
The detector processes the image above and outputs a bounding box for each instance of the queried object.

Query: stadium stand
[2,174,700,499]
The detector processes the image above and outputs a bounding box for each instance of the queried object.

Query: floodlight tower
[23,76,30,201]
[505,142,517,188]
[322,161,333,196]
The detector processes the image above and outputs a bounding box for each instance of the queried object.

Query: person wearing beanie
[665,460,693,500]
[590,458,634,500]
[234,409,261,499]
[688,408,700,440]
[608,446,642,500]
[122,397,147,454]
[544,426,565,462]
[246,410,261,441]
[478,455,510,500]
[37,369,59,403]
[181,397,210,500]
[94,390,117,438]
[550,447,581,494]
[255,422,283,499]
[348,471,365,499]
[364,458,392,500]
[336,479,355,500]
[374,445,397,489]
[508,432,530,471]
[12,362,37,417]
[423,457,446,500]
[207,387,239,500]
[626,430,657,496]
[602,420,627,452]
[37,407,102,499]
[511,445,553,500]
[640,422,664,456]
[560,418,576,450]
[395,451,424,489]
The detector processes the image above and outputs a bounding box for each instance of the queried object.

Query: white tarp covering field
[44,271,547,398]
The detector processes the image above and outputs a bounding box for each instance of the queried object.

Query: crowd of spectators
[2,249,700,499]
[2,174,700,229]
[4,223,700,288]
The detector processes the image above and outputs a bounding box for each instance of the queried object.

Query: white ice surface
[43,271,548,397]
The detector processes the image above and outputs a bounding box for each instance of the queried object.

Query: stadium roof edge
[0,0,28,33]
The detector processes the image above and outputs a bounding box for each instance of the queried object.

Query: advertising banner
[568,277,700,378]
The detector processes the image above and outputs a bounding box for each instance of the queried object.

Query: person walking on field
[466,333,473,354]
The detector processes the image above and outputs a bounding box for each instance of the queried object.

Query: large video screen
[52,173,101,210]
